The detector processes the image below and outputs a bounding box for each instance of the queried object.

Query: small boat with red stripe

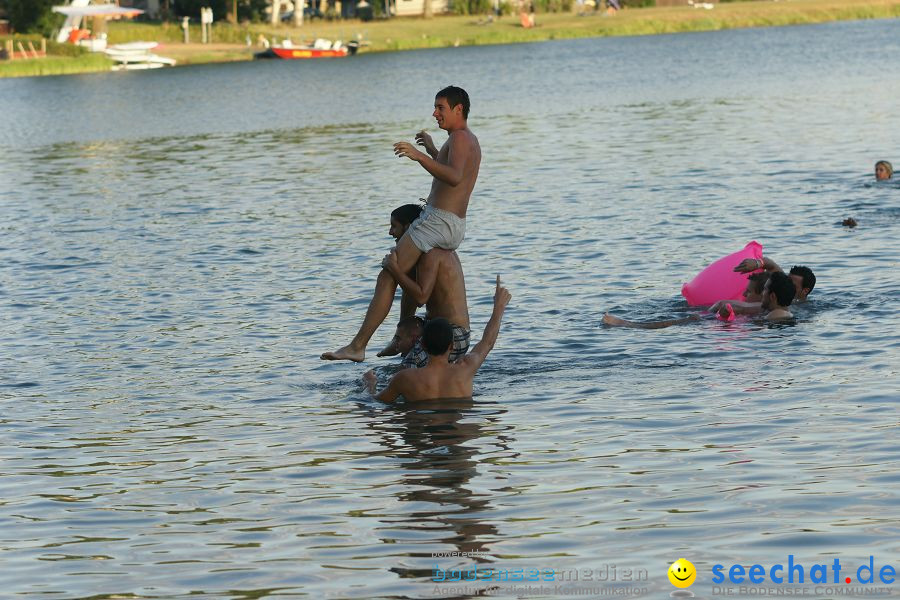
[255,38,359,59]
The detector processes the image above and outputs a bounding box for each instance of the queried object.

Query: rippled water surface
[1,18,899,600]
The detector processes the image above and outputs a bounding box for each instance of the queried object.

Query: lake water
[1,17,899,599]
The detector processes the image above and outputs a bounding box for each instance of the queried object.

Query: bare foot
[376,337,400,357]
[602,313,628,327]
[321,344,365,362]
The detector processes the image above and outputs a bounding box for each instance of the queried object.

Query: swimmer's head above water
[743,271,770,303]
[788,265,816,301]
[393,315,424,356]
[875,160,893,181]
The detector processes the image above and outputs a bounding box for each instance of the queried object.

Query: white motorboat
[106,42,176,70]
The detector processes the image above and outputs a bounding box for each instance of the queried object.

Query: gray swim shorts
[401,322,471,368]
[406,205,466,253]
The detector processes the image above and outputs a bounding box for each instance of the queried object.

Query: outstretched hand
[494,275,512,310]
[393,141,426,162]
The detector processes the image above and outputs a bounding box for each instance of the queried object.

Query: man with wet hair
[323,86,481,363]
[787,265,816,300]
[742,271,770,303]
[364,277,510,402]
[759,271,796,321]
[390,315,425,358]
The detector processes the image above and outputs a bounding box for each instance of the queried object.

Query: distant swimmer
[875,160,893,181]
[322,86,481,362]
[363,277,510,402]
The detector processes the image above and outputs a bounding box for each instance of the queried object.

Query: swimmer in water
[364,277,510,402]
[875,160,893,181]
[710,257,815,316]
[718,271,795,321]
[602,269,773,329]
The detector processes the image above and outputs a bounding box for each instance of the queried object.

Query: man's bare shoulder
[449,128,479,147]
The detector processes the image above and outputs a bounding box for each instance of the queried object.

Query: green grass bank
[2,0,898,78]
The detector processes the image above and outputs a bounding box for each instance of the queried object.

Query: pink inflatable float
[681,241,764,306]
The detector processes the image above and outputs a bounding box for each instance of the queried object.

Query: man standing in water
[364,277,511,402]
[383,248,471,367]
[322,86,481,362]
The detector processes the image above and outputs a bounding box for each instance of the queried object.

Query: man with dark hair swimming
[757,271,796,321]
[363,277,510,402]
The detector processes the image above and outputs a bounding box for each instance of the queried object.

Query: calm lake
[1,17,899,599]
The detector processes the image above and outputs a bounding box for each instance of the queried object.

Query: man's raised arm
[393,131,470,187]
[734,255,783,274]
[461,276,512,373]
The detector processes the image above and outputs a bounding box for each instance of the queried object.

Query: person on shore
[383,247,471,367]
[875,160,893,181]
[322,86,481,363]
[363,277,510,402]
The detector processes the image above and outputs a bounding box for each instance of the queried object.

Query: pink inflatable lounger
[681,241,764,306]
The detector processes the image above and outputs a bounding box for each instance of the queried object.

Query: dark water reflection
[1,17,899,600]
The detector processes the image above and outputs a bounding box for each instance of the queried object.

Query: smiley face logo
[668,558,696,588]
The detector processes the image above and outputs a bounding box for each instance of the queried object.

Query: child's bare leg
[322,236,423,361]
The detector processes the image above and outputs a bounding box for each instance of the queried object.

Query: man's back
[391,361,475,401]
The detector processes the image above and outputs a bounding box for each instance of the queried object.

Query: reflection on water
[1,17,899,600]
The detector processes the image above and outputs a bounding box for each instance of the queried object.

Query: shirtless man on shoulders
[322,86,481,362]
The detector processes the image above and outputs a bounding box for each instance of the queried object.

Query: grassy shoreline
[2,0,898,78]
